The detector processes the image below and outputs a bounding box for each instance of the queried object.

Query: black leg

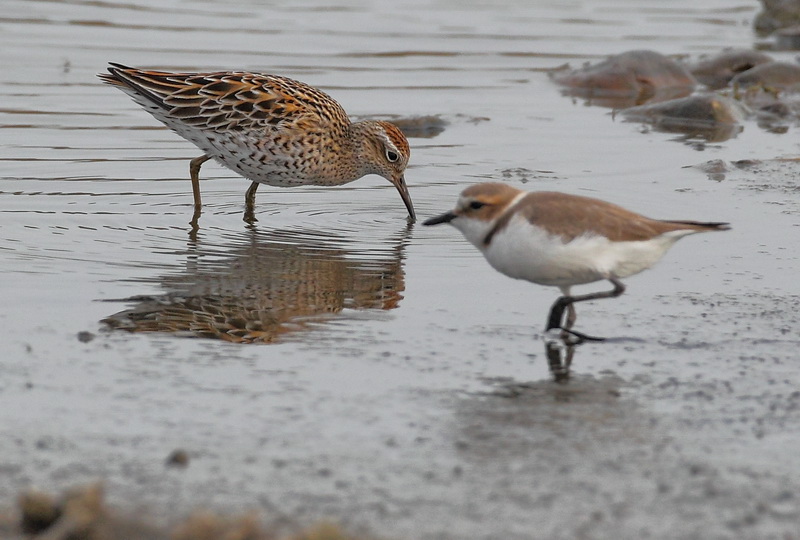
[545,278,626,342]
[547,296,571,334]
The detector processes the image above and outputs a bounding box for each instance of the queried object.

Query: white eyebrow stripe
[501,191,528,216]
[379,131,399,153]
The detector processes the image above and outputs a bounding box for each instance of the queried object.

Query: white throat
[451,191,528,250]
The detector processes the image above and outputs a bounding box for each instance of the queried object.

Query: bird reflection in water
[544,336,577,383]
[103,226,409,343]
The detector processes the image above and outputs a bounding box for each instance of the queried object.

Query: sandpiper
[98,63,415,222]
[424,182,729,341]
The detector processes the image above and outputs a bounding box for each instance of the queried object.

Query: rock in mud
[620,94,746,142]
[390,115,448,138]
[731,61,800,91]
[550,49,697,108]
[754,0,800,37]
[688,49,774,89]
[775,25,800,49]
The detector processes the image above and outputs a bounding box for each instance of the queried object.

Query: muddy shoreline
[3,0,800,538]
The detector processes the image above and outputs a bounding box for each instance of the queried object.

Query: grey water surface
[2,0,800,538]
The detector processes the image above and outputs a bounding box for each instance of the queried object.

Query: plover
[424,182,729,341]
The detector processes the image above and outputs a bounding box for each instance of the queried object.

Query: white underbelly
[128,94,339,187]
[482,222,676,287]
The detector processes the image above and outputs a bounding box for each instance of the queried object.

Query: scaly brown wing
[99,63,350,133]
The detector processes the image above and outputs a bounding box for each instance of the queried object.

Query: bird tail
[97,63,172,110]
[661,220,731,232]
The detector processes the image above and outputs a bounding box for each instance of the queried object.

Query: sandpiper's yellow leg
[189,154,210,210]
[244,181,259,223]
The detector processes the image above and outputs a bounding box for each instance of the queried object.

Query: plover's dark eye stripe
[469,201,486,210]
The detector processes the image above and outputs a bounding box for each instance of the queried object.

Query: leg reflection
[544,337,577,383]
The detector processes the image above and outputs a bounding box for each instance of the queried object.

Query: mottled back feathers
[100,64,350,134]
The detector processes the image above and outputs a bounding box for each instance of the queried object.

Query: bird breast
[478,215,679,287]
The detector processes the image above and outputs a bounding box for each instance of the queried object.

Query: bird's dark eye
[469,201,486,210]
[386,149,399,163]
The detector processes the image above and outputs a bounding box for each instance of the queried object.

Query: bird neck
[347,121,382,177]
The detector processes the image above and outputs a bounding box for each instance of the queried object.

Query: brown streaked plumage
[98,63,414,223]
[424,182,730,341]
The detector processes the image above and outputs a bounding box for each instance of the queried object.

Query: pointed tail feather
[97,63,170,110]
[662,220,731,232]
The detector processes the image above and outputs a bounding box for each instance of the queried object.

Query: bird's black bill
[392,176,416,221]
[423,211,456,226]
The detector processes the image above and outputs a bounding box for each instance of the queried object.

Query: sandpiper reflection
[103,226,409,343]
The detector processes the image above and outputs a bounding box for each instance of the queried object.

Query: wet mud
[3,0,800,539]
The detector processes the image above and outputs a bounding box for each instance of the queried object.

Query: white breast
[455,214,692,288]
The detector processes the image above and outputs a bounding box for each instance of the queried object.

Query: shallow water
[3,0,800,538]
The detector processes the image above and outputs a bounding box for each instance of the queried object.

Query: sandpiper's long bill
[424,182,730,341]
[98,63,415,223]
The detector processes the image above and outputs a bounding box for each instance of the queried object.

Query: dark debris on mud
[0,483,370,540]
[689,157,800,204]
